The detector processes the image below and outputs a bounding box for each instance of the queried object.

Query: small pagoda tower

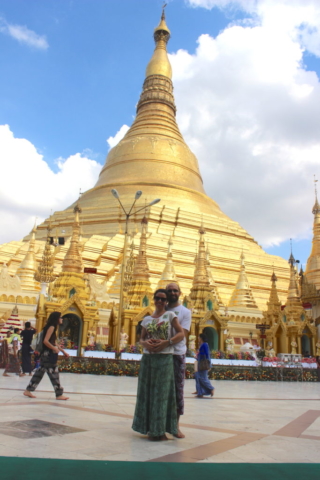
[228,252,259,311]
[126,217,153,308]
[118,218,153,346]
[35,205,99,354]
[158,236,177,288]
[17,224,40,292]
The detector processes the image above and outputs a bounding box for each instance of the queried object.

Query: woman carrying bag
[194,333,214,398]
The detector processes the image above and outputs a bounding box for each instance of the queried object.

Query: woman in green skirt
[132,288,184,441]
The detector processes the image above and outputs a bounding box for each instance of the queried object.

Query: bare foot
[148,435,159,441]
[29,373,32,376]
[19,373,26,377]
[159,434,168,441]
[56,395,69,401]
[192,391,197,394]
[2,373,10,377]
[197,395,204,398]
[174,429,185,439]
[23,391,36,398]
[210,389,215,397]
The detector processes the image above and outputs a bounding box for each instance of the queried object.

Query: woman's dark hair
[14,328,20,334]
[153,288,168,299]
[199,333,207,343]
[43,311,61,334]
[25,322,31,329]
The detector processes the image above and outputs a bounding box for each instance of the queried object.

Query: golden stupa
[2,10,320,354]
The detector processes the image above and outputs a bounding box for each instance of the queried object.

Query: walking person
[23,312,69,400]
[132,289,184,440]
[166,283,191,438]
[20,322,35,376]
[3,328,22,377]
[194,333,214,398]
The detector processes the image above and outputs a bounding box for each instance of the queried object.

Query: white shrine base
[120,353,142,361]
[83,351,116,359]
[58,349,78,357]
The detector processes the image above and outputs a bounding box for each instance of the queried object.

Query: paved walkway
[0,371,319,463]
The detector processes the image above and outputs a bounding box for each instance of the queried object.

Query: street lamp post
[111,189,160,352]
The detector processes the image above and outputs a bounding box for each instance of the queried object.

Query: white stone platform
[0,370,319,463]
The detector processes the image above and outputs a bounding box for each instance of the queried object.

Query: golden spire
[90,10,223,218]
[34,223,55,284]
[190,224,213,311]
[127,217,152,307]
[229,251,258,309]
[145,7,172,79]
[17,223,40,291]
[206,243,224,307]
[51,205,89,302]
[62,205,83,274]
[266,270,281,313]
[286,250,301,308]
[305,176,320,289]
[193,223,210,288]
[123,235,135,293]
[158,235,177,288]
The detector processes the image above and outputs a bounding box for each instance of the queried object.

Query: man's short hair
[166,282,180,291]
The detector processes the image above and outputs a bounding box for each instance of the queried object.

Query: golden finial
[145,7,172,79]
[199,215,206,235]
[313,175,320,214]
[288,239,295,266]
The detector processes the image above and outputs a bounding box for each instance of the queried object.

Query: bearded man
[166,282,191,438]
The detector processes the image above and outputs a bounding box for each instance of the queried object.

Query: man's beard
[168,295,179,303]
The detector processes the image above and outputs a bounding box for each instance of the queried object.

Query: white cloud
[0,125,101,243]
[0,17,48,50]
[165,0,320,247]
[107,124,130,149]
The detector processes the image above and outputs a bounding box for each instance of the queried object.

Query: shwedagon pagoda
[0,11,319,356]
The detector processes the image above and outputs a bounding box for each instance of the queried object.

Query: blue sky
[0,0,320,268]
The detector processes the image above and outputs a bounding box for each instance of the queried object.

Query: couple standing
[132,283,191,440]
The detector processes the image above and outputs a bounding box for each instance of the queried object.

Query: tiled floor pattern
[0,371,319,463]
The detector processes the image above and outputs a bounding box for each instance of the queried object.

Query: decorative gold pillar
[131,322,136,345]
[82,320,89,348]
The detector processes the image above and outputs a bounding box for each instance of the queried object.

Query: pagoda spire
[190,224,212,311]
[127,217,152,307]
[62,205,83,274]
[17,223,40,291]
[34,223,55,294]
[229,251,258,309]
[90,9,224,219]
[305,177,320,289]
[286,250,301,309]
[206,243,223,307]
[266,270,281,314]
[144,6,172,81]
[158,236,177,288]
[51,204,88,302]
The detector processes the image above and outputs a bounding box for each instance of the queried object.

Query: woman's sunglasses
[154,296,167,302]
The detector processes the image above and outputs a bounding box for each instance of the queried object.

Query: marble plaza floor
[0,371,319,464]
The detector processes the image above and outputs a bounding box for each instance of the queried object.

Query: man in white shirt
[166,282,191,439]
